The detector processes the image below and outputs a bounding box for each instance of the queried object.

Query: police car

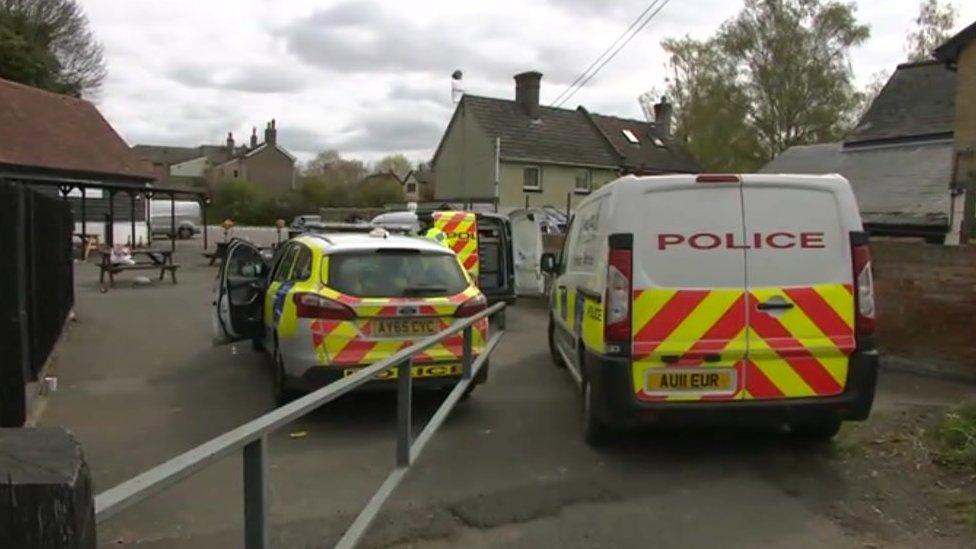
[212,229,489,404]
[542,174,878,444]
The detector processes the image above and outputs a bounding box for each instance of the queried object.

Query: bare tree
[0,0,105,97]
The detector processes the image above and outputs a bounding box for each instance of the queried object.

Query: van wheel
[272,343,300,406]
[582,380,610,446]
[790,417,842,442]
[548,318,565,368]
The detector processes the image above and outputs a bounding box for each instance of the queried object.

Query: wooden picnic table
[98,247,181,290]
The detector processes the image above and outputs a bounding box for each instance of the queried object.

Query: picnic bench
[202,241,229,266]
[98,248,180,290]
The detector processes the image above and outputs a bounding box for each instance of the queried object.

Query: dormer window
[622,129,639,144]
[652,136,665,147]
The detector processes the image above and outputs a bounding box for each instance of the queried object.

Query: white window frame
[622,129,639,144]
[574,169,592,194]
[522,166,542,192]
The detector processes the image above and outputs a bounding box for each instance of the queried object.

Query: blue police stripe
[273,280,295,324]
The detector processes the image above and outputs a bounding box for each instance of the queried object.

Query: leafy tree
[652,0,869,169]
[301,175,352,208]
[905,0,957,62]
[302,149,367,185]
[373,153,412,179]
[211,179,266,224]
[356,174,405,207]
[0,0,105,97]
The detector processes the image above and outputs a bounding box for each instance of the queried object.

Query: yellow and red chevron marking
[432,211,479,281]
[630,284,854,402]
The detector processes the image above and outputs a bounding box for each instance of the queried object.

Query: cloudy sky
[83,0,975,165]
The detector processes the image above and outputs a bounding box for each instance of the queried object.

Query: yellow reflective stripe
[814,284,854,329]
[323,322,359,360]
[653,290,740,355]
[631,288,676,334]
[747,329,816,397]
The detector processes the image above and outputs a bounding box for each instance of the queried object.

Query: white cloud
[81,0,976,163]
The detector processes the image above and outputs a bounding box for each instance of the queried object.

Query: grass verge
[933,400,976,468]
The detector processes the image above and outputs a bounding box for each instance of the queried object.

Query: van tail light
[850,232,875,336]
[455,293,487,318]
[293,293,356,320]
[605,234,633,345]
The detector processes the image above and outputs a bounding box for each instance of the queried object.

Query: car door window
[290,245,313,281]
[272,244,298,282]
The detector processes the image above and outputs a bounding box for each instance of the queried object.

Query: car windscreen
[325,250,468,297]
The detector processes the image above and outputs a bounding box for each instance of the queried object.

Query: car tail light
[850,234,875,336]
[696,174,740,183]
[605,237,632,344]
[455,293,487,318]
[293,293,355,320]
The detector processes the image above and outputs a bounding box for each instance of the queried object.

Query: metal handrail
[94,301,506,548]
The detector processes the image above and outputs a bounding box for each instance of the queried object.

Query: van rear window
[326,251,468,297]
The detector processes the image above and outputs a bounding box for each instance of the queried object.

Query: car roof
[291,231,450,255]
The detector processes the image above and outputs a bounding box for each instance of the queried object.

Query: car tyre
[548,318,566,368]
[461,360,489,400]
[272,343,300,407]
[790,417,842,442]
[581,379,610,446]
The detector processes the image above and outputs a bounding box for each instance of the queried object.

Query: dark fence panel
[0,181,74,426]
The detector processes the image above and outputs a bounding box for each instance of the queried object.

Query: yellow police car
[212,229,489,404]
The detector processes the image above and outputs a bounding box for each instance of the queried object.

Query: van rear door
[510,210,544,295]
[740,177,854,400]
[621,178,749,402]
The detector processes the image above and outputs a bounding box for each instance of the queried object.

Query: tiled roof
[584,111,700,173]
[761,141,953,227]
[845,61,955,146]
[132,144,233,166]
[934,19,976,64]
[0,77,153,181]
[462,95,620,167]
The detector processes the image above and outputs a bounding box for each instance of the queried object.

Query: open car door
[510,209,544,296]
[212,238,267,342]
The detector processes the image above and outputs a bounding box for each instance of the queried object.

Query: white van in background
[543,173,878,444]
[150,200,201,239]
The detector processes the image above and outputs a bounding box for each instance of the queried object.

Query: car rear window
[325,250,468,297]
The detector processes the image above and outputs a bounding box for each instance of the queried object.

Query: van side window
[558,216,575,274]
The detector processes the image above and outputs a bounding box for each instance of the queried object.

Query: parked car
[150,200,200,239]
[212,231,490,404]
[543,173,878,445]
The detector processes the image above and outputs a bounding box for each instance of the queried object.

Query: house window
[622,129,639,144]
[405,182,417,193]
[522,166,541,192]
[574,169,592,194]
[233,169,239,178]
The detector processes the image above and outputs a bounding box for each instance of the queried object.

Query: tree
[905,0,957,62]
[303,149,367,186]
[373,153,412,179]
[0,0,105,97]
[651,0,869,169]
[357,175,405,207]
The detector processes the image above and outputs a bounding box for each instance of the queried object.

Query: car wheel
[581,379,609,446]
[461,360,489,400]
[548,318,566,368]
[272,343,300,406]
[178,227,192,239]
[790,417,842,442]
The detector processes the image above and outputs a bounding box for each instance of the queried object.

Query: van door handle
[757,301,794,311]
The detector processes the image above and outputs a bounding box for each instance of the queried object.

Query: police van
[542,174,878,444]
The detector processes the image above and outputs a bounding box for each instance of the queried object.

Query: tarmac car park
[212,229,490,404]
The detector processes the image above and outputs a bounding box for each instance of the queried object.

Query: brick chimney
[264,119,277,146]
[652,96,672,139]
[514,71,542,119]
[225,132,235,152]
[249,127,258,148]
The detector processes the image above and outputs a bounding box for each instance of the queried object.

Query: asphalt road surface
[40,236,976,548]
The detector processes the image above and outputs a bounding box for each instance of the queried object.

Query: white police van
[542,173,878,444]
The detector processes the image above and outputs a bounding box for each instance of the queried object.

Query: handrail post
[396,358,413,467]
[243,436,268,549]
[461,326,473,380]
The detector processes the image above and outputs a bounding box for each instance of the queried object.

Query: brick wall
[872,240,976,374]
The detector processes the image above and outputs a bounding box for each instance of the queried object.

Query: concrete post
[0,428,96,548]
